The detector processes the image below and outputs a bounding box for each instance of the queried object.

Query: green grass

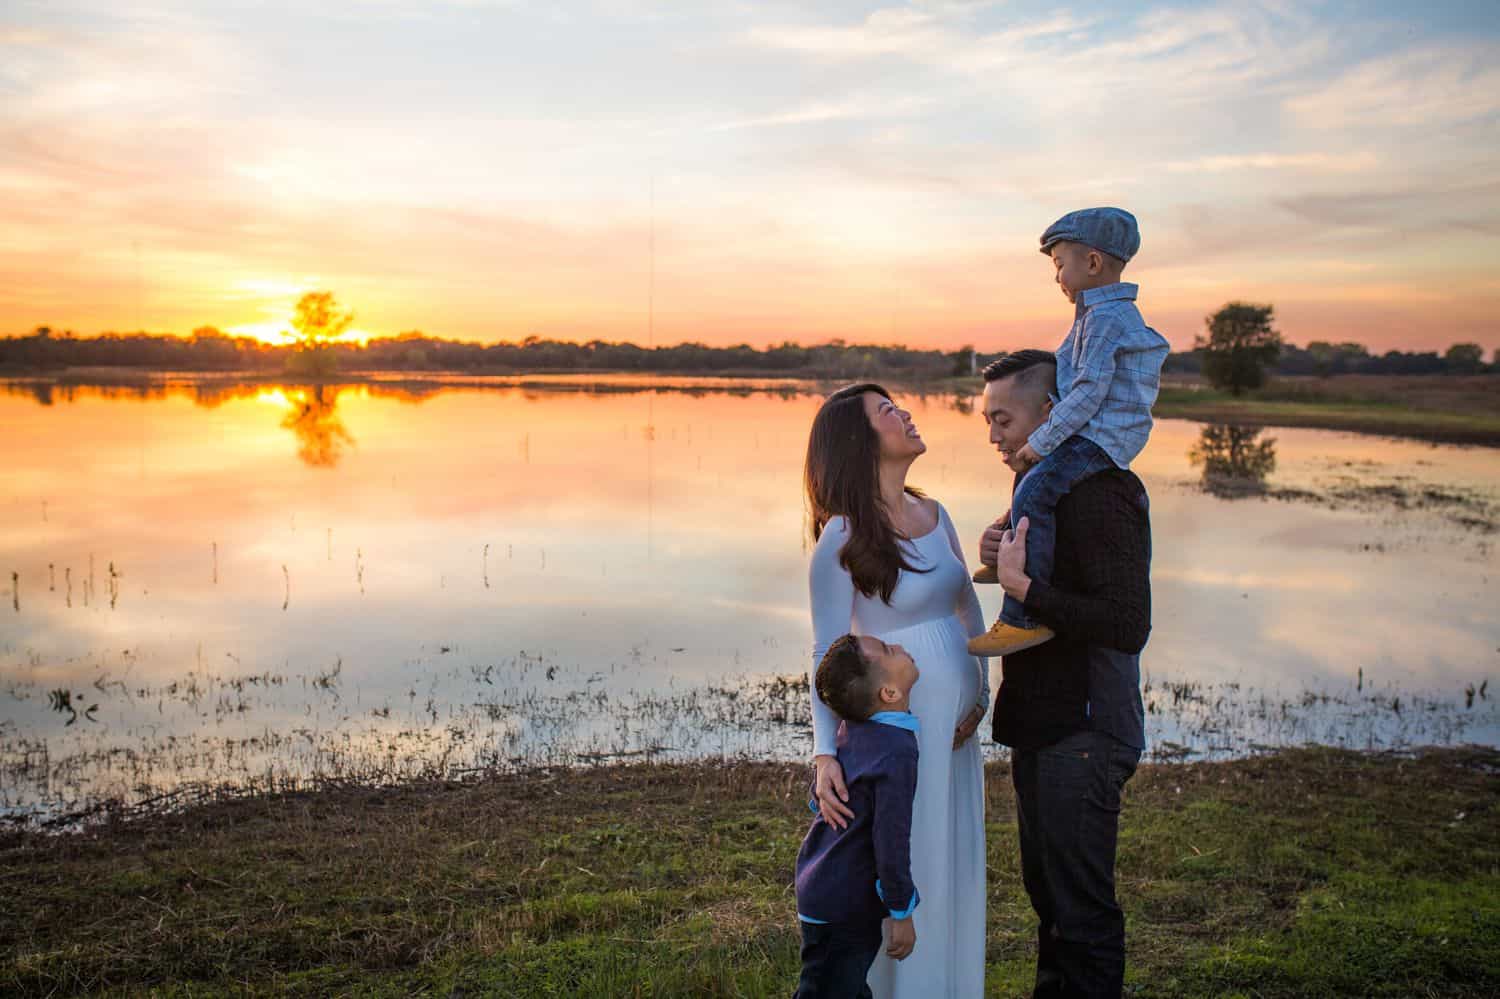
[2,748,1497,996]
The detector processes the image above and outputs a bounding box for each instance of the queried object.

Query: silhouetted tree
[1444,342,1484,373]
[284,291,353,377]
[1197,302,1282,395]
[948,345,976,377]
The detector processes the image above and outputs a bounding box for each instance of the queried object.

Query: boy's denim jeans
[1002,435,1116,629]
[793,918,882,998]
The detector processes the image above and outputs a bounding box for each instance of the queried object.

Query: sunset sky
[3,0,1497,352]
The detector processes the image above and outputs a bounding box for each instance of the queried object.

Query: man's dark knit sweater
[991,467,1151,751]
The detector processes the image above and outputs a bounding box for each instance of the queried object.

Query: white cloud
[745,6,951,60]
[1285,42,1500,128]
[1165,152,1378,174]
[744,2,1330,106]
[710,94,934,131]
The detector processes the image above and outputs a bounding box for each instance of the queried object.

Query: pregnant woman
[804,383,989,997]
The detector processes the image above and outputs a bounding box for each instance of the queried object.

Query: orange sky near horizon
[4,2,1498,356]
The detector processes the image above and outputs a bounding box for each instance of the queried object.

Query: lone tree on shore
[1444,342,1483,373]
[1197,302,1282,395]
[283,291,354,377]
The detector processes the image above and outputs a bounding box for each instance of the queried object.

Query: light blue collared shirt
[1027,282,1170,469]
[868,710,920,734]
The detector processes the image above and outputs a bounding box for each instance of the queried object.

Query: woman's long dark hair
[805,382,929,602]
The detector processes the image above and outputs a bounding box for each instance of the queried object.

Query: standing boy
[794,633,921,997]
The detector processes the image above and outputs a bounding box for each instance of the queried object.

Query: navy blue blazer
[795,711,920,925]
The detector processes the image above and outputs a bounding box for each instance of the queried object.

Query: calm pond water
[2,374,1497,822]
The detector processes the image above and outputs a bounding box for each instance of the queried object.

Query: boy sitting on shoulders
[971,206,1169,657]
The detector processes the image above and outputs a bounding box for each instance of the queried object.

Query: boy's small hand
[1015,443,1042,469]
[885,916,916,960]
[978,514,1009,567]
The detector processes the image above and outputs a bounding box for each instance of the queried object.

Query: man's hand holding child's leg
[972,513,1010,584]
[885,917,916,960]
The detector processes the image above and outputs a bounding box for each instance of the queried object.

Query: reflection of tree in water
[281,386,354,467]
[1188,424,1277,498]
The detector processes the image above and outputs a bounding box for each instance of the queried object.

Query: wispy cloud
[710,95,933,131]
[1276,179,1500,236]
[1164,153,1378,174]
[745,2,1329,106]
[745,7,953,60]
[1285,42,1500,128]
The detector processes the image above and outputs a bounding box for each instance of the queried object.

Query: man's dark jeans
[1012,728,1141,998]
[1002,434,1116,629]
[793,918,882,998]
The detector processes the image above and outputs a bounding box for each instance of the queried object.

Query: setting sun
[227,318,372,348]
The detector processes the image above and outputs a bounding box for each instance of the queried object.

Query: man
[976,349,1151,998]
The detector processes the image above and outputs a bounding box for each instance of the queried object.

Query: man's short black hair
[815,634,880,722]
[982,349,1057,383]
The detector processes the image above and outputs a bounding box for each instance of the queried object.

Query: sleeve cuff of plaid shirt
[1027,424,1062,457]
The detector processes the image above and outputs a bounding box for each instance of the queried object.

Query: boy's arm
[1021,474,1151,653]
[871,749,920,921]
[1026,311,1127,458]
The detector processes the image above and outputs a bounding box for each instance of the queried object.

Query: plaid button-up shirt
[1027,282,1169,469]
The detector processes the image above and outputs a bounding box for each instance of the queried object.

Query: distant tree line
[0,327,978,379]
[1166,338,1496,377]
[1,324,1494,380]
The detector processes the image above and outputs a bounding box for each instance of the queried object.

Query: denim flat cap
[1039,207,1140,262]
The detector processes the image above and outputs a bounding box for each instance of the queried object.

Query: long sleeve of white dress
[808,516,856,758]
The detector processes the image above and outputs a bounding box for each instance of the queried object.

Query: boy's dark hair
[981,348,1056,384]
[815,634,881,722]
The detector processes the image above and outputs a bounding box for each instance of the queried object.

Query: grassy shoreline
[3,747,1497,997]
[1153,376,1500,446]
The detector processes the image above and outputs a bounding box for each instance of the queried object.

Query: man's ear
[877,683,901,705]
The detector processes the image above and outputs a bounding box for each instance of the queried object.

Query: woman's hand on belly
[953,704,983,749]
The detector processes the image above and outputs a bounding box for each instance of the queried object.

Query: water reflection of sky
[2,379,1497,816]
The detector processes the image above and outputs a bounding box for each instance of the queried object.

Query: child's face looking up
[857,635,919,710]
[1050,241,1116,303]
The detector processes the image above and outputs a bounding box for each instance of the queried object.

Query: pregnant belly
[873,614,979,721]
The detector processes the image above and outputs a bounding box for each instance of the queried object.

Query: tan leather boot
[967,619,1054,657]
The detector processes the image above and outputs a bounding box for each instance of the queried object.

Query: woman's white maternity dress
[809,501,989,998]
